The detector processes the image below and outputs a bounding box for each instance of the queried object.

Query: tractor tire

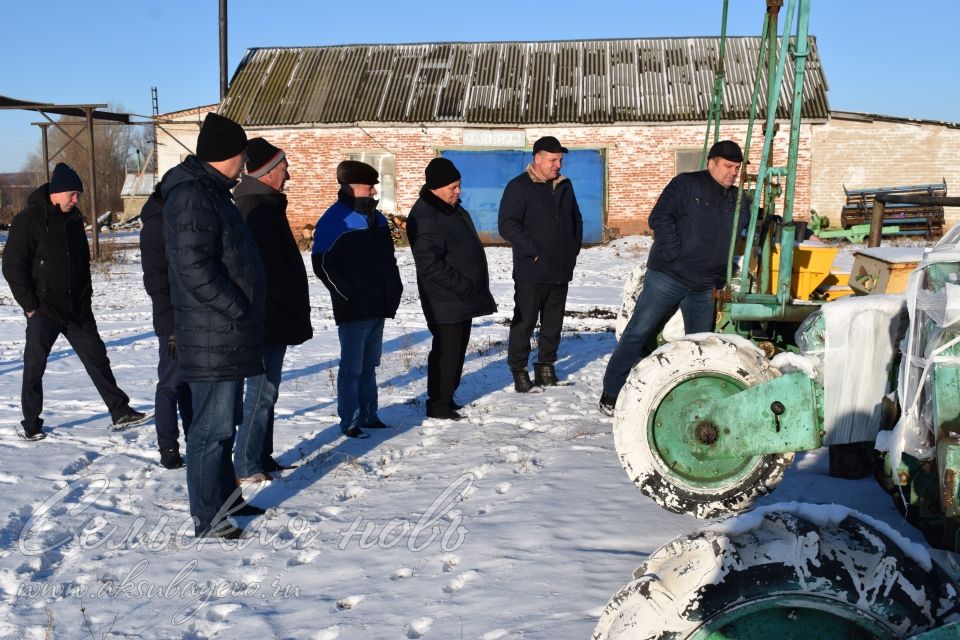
[592,505,960,640]
[614,334,794,518]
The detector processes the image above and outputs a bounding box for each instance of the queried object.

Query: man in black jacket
[408,157,497,420]
[498,136,583,393]
[312,161,402,439]
[162,112,266,539]
[233,138,313,479]
[599,140,749,415]
[2,163,147,440]
[140,184,192,469]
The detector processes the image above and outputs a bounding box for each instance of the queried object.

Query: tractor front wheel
[614,334,793,518]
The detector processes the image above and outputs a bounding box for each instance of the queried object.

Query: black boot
[511,369,535,393]
[534,362,558,387]
[599,392,617,417]
[159,448,185,469]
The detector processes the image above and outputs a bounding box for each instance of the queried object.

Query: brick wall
[810,116,960,229]
[242,122,814,239]
[155,105,217,183]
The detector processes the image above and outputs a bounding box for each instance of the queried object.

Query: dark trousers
[507,282,568,371]
[21,312,130,429]
[154,334,193,451]
[426,320,471,413]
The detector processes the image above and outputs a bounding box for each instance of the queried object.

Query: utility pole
[219,0,228,100]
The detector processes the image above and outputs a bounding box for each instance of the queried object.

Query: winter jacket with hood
[407,186,497,324]
[161,155,266,382]
[2,184,93,324]
[646,169,751,290]
[311,189,402,326]
[234,174,313,346]
[497,164,583,285]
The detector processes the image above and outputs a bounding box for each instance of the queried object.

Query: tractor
[594,1,960,637]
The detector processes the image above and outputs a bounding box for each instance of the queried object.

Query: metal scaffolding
[0,95,135,259]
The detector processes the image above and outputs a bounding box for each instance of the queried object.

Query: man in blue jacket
[599,140,748,415]
[498,136,583,393]
[312,161,402,439]
[162,112,266,539]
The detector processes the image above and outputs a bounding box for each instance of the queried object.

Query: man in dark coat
[312,161,402,439]
[599,140,749,415]
[162,112,266,539]
[2,163,147,440]
[498,136,583,393]
[408,157,497,420]
[233,138,313,480]
[139,184,192,469]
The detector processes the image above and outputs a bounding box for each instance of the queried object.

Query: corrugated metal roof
[221,37,829,127]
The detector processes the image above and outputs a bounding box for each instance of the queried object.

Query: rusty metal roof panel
[220,37,829,126]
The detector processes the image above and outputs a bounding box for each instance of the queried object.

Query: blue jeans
[234,344,286,478]
[602,269,716,398]
[337,318,384,431]
[187,380,243,534]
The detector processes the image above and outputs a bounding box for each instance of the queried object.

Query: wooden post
[868,199,885,248]
[85,107,100,260]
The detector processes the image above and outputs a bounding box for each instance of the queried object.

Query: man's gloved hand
[166,335,177,360]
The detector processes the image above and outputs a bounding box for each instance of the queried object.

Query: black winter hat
[49,163,83,194]
[196,112,247,162]
[707,140,744,163]
[336,160,379,185]
[424,157,461,189]
[532,136,568,154]
[245,138,286,178]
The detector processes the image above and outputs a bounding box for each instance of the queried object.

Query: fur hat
[336,160,379,185]
[196,112,247,162]
[707,140,744,163]
[245,138,286,178]
[424,157,461,189]
[49,163,83,194]
[532,136,568,154]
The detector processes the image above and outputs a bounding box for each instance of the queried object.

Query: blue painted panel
[441,149,605,244]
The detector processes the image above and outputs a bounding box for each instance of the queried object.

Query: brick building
[154,37,960,240]
[155,37,828,243]
[811,111,960,228]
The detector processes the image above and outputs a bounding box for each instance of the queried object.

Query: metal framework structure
[0,95,135,259]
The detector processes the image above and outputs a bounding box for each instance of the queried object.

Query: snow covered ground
[0,236,935,639]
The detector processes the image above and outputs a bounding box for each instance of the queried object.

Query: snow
[0,238,946,638]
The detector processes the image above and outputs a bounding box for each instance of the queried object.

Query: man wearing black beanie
[408,157,496,420]
[2,163,148,440]
[233,137,312,479]
[599,140,750,416]
[160,111,266,539]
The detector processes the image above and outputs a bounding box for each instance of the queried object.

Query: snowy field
[0,236,935,639]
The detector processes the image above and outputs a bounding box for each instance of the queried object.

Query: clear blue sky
[1,0,957,173]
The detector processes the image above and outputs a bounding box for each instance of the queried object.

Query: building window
[675,148,702,175]
[347,151,396,213]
